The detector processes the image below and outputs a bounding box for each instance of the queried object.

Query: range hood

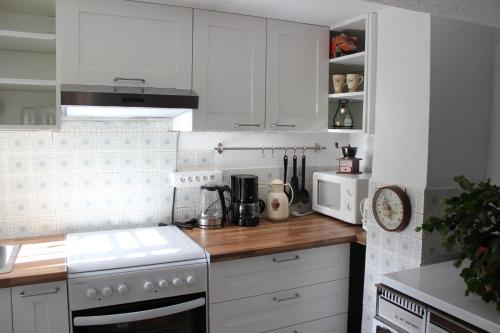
[61,84,198,119]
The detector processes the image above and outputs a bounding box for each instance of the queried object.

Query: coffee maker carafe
[231,175,265,227]
[198,185,231,229]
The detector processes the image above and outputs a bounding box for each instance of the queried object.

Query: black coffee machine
[231,174,265,227]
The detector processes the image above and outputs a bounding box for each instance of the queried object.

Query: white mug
[332,74,346,93]
[346,74,364,92]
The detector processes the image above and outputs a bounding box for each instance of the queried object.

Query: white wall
[370,8,431,188]
[487,29,500,184]
[427,16,494,187]
[366,0,500,28]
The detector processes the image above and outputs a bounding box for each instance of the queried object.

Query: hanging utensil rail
[214,142,326,154]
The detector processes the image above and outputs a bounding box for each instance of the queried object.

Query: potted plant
[416,176,500,311]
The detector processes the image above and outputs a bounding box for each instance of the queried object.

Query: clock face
[372,186,411,231]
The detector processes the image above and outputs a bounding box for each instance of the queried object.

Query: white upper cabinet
[57,0,193,89]
[266,20,329,132]
[192,10,266,131]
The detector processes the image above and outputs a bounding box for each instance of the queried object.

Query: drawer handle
[114,77,146,84]
[20,287,60,298]
[272,254,300,263]
[234,123,261,127]
[271,123,296,128]
[273,292,300,302]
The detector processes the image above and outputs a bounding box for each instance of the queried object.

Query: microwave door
[317,180,342,210]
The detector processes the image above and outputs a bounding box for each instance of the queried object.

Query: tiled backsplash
[0,121,342,239]
[0,120,177,239]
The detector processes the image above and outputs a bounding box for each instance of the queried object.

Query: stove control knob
[158,280,168,289]
[85,288,97,299]
[185,275,197,286]
[144,281,154,291]
[171,278,182,288]
[117,284,128,295]
[102,286,113,297]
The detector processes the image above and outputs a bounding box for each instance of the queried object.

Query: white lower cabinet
[11,281,69,333]
[0,288,13,333]
[267,313,348,333]
[209,245,350,333]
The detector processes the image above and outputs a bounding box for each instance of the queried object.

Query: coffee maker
[231,174,265,227]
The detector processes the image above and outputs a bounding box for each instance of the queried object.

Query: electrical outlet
[171,170,223,188]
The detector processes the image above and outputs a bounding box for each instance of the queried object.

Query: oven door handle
[73,297,206,327]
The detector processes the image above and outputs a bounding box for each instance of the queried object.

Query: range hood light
[63,106,191,119]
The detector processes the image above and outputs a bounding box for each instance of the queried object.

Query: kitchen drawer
[266,313,347,333]
[209,244,349,303]
[210,279,349,333]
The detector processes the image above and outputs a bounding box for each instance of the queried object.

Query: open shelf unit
[328,14,376,133]
[0,1,58,129]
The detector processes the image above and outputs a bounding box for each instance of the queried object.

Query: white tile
[0,220,12,239]
[158,132,177,151]
[118,132,138,151]
[139,131,158,151]
[119,172,139,191]
[139,190,159,212]
[100,212,120,230]
[11,218,33,238]
[100,172,121,192]
[52,131,75,152]
[33,216,57,236]
[118,152,139,171]
[54,193,79,216]
[101,191,122,211]
[79,191,102,213]
[119,210,141,229]
[56,215,80,234]
[7,175,31,196]
[77,173,101,192]
[30,132,53,152]
[52,152,77,173]
[96,132,118,152]
[32,153,52,174]
[137,171,158,190]
[31,194,56,217]
[74,121,97,132]
[7,154,32,175]
[140,210,159,227]
[76,153,98,172]
[4,133,30,153]
[194,151,214,169]
[78,213,100,232]
[98,152,119,172]
[75,132,97,151]
[120,191,141,211]
[116,121,138,132]
[177,151,195,170]
[159,171,173,188]
[138,151,158,171]
[158,151,176,171]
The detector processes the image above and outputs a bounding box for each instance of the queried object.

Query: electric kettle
[265,179,294,222]
[198,185,231,229]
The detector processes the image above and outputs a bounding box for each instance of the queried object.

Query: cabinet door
[12,281,69,333]
[58,0,193,89]
[266,20,328,131]
[210,279,349,333]
[192,10,266,131]
[267,314,347,333]
[0,288,13,333]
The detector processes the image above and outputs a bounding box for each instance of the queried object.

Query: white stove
[66,226,208,333]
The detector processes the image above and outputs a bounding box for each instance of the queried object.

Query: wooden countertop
[184,213,365,262]
[0,235,66,288]
[0,215,365,287]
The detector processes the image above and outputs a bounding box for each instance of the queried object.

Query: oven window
[318,180,341,210]
[72,293,206,333]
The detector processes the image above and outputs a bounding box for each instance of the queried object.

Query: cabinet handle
[234,123,261,127]
[272,254,300,263]
[272,292,300,302]
[114,77,146,84]
[20,287,60,298]
[271,123,296,128]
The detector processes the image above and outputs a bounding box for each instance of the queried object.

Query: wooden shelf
[329,51,365,66]
[329,91,364,101]
[0,78,56,91]
[0,29,55,53]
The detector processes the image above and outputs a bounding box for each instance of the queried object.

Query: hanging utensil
[283,148,291,200]
[299,150,310,204]
[290,148,300,204]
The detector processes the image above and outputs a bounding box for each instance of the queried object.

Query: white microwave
[312,172,370,224]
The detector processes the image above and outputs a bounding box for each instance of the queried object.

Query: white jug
[265,179,294,221]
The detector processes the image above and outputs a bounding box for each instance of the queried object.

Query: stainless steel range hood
[60,84,198,119]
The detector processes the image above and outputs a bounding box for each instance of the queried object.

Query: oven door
[71,293,206,333]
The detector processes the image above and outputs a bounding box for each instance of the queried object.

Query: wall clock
[372,185,411,232]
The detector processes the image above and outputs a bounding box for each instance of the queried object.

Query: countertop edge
[209,235,357,262]
[381,272,500,333]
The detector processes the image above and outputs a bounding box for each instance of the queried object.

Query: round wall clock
[372,185,411,232]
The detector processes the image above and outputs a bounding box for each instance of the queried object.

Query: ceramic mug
[332,74,346,93]
[346,74,364,92]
